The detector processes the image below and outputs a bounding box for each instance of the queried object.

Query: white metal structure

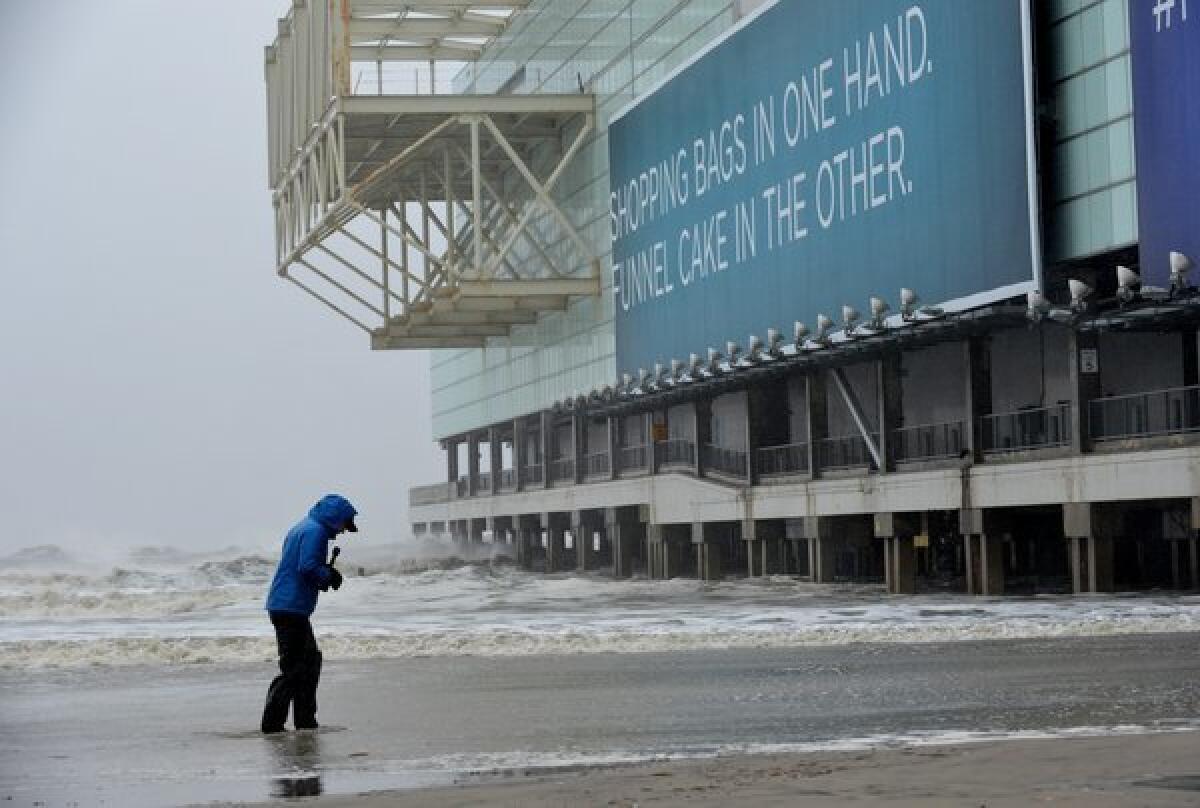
[265,1,601,349]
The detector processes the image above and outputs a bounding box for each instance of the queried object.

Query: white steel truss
[265,1,600,350]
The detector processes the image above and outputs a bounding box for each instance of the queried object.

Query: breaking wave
[5,609,1200,670]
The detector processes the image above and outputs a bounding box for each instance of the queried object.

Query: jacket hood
[309,494,358,533]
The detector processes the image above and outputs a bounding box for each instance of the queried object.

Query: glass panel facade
[432,1,736,439]
[1042,0,1138,262]
[432,0,1141,439]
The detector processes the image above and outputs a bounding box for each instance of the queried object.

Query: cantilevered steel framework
[265,1,601,349]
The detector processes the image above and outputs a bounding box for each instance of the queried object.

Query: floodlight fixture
[1170,251,1193,295]
[1026,290,1074,324]
[1115,265,1141,304]
[842,305,860,332]
[766,328,784,356]
[793,321,809,348]
[1068,279,1092,312]
[1026,290,1050,322]
[867,296,890,330]
[706,347,723,374]
[747,334,763,361]
[899,287,944,321]
[670,358,683,381]
[814,314,834,346]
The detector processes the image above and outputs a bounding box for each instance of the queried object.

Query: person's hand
[328,567,343,591]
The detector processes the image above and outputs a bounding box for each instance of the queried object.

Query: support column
[573,511,591,572]
[466,433,480,497]
[746,540,762,577]
[518,517,536,570]
[646,523,664,579]
[512,418,525,492]
[1191,535,1200,592]
[1191,498,1200,591]
[894,535,916,594]
[960,509,984,594]
[965,336,992,462]
[646,412,660,475]
[446,438,460,495]
[745,389,762,485]
[1063,503,1103,593]
[573,414,587,485]
[606,507,637,578]
[804,516,836,583]
[806,373,829,477]
[978,532,1005,595]
[878,351,903,472]
[693,523,723,582]
[1067,535,1084,594]
[540,411,553,489]
[742,518,759,577]
[1069,330,1101,454]
[607,414,620,481]
[874,513,916,595]
[540,513,556,573]
[488,427,502,496]
[694,400,713,477]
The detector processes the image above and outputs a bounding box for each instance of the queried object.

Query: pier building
[266,0,1200,594]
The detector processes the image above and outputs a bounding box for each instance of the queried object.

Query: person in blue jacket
[261,494,358,733]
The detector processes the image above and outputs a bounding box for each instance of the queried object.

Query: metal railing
[585,451,611,477]
[981,403,1071,454]
[702,444,749,478]
[455,476,468,497]
[477,471,492,494]
[618,443,649,472]
[891,421,965,463]
[1090,385,1200,442]
[755,442,809,476]
[655,438,696,467]
[409,482,453,506]
[549,457,575,482]
[816,434,876,471]
[523,464,544,485]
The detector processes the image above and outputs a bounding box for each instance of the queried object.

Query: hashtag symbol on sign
[1153,0,1189,30]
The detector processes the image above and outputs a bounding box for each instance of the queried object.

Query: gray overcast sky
[0,3,442,554]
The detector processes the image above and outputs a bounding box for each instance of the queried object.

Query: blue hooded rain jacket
[266,494,358,616]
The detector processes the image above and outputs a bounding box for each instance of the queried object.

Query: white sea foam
[4,542,1200,669]
[284,720,1200,777]
[4,605,1200,669]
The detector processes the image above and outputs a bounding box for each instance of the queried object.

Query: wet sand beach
[243,731,1200,807]
[3,633,1199,806]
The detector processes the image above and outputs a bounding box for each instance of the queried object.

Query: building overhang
[265,1,601,350]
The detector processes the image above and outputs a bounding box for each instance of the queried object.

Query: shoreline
[236,731,1200,807]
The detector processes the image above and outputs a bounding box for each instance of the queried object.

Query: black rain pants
[261,611,322,732]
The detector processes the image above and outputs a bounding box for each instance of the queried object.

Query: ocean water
[3,538,1200,670]
[4,540,1200,805]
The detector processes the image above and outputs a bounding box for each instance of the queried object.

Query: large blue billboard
[1130,0,1200,287]
[609,0,1040,376]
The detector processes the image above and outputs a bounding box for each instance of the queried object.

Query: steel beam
[341,95,594,116]
[831,368,883,470]
[372,334,487,350]
[456,278,601,298]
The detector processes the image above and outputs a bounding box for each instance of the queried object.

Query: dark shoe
[261,724,286,734]
[294,720,319,730]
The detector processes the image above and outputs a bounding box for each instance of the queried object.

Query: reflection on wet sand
[268,730,323,798]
